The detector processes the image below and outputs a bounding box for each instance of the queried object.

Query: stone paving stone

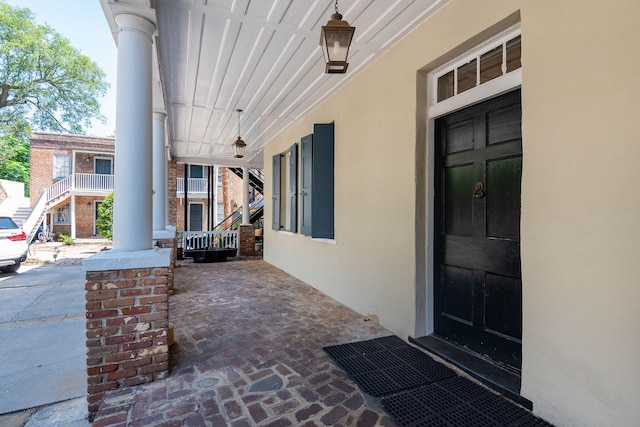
[93,258,398,426]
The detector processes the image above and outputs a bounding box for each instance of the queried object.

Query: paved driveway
[0,263,86,415]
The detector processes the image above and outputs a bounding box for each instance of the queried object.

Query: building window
[217,167,222,187]
[95,157,112,175]
[55,204,70,224]
[272,123,334,238]
[272,143,297,232]
[53,154,71,179]
[189,165,204,179]
[429,27,521,118]
[216,201,224,224]
[189,203,203,231]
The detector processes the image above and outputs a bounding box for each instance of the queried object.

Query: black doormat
[323,336,553,427]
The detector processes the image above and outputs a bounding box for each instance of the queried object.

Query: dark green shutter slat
[272,154,281,230]
[312,123,334,239]
[289,143,298,233]
[300,134,313,235]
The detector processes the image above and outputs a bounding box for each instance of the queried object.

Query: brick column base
[238,224,256,256]
[154,237,176,292]
[85,267,170,414]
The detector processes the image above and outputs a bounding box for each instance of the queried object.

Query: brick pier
[85,267,170,414]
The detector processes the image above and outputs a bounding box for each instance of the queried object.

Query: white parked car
[0,216,28,273]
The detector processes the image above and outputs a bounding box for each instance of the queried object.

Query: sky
[5,0,117,137]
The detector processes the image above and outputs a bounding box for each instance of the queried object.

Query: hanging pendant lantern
[232,109,246,158]
[320,0,355,74]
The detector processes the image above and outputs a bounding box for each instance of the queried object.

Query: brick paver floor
[92,258,401,426]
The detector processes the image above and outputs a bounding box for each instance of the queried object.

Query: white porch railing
[46,173,114,202]
[176,178,208,194]
[178,230,238,250]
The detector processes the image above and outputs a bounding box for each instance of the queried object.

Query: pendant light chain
[335,0,339,15]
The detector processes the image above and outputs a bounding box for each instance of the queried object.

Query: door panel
[486,157,522,239]
[435,89,522,369]
[444,164,474,236]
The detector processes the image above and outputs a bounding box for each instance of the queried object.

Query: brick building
[174,165,248,232]
[29,132,249,238]
[30,132,116,238]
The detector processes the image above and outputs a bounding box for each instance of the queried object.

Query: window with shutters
[272,143,298,232]
[272,123,334,238]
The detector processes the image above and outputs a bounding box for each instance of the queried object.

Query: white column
[213,166,219,225]
[152,111,167,232]
[242,167,250,225]
[70,195,76,239]
[164,148,170,228]
[113,14,156,251]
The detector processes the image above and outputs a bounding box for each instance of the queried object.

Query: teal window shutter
[272,154,281,230]
[300,134,313,235]
[289,143,298,233]
[312,123,334,239]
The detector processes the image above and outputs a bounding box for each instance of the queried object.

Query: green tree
[0,134,29,195]
[0,1,109,138]
[96,191,113,240]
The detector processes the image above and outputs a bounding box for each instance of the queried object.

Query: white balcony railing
[178,230,238,250]
[46,173,114,202]
[177,178,208,195]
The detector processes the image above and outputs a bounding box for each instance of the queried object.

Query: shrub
[96,192,113,240]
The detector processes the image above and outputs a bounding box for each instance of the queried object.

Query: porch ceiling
[100,0,447,168]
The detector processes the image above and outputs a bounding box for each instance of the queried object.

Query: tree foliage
[0,1,109,138]
[0,134,29,194]
[96,191,113,240]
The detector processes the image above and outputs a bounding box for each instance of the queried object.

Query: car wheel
[0,262,20,273]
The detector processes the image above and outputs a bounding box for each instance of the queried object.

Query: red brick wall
[85,267,170,414]
[168,160,177,227]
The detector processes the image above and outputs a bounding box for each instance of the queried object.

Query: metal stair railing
[228,167,264,194]
[214,198,264,232]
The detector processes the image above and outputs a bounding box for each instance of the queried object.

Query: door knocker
[473,181,485,199]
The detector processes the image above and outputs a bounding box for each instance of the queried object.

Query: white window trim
[188,202,204,231]
[55,204,70,224]
[94,156,113,174]
[428,25,521,119]
[53,154,72,179]
[189,164,204,179]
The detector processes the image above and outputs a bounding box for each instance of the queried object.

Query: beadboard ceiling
[100,0,448,167]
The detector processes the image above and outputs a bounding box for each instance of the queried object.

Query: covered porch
[91,258,547,426]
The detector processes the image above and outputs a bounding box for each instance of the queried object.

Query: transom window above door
[429,26,521,118]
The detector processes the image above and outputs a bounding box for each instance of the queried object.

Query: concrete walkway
[0,240,111,427]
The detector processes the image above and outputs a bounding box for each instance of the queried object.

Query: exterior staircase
[20,173,114,242]
[228,168,264,194]
[11,206,32,228]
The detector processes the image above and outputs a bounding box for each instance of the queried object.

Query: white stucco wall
[264,1,640,426]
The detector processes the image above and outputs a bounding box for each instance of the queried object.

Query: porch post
[242,166,250,225]
[112,14,155,251]
[83,14,171,416]
[70,194,76,239]
[152,111,167,232]
[238,167,255,255]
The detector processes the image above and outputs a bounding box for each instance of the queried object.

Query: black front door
[434,89,522,369]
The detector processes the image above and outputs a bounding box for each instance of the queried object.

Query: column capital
[115,14,156,40]
[153,111,167,121]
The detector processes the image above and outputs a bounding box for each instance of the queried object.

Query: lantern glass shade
[232,137,246,158]
[320,14,355,74]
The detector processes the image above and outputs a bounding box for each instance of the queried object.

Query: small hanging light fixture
[320,0,355,74]
[232,108,246,158]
